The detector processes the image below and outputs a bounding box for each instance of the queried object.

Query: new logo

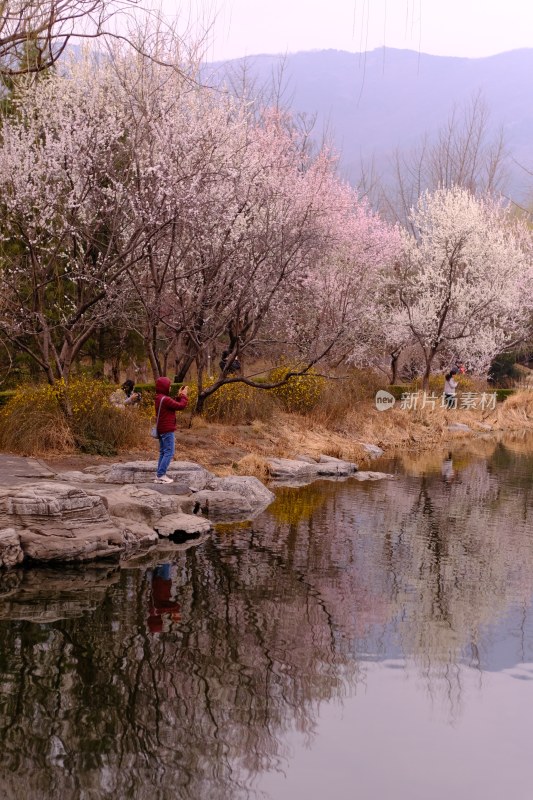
[375,390,396,412]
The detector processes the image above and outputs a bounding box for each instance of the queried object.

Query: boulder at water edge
[267,455,358,483]
[0,482,174,564]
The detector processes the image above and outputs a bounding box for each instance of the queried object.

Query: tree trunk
[56,382,74,424]
[147,342,161,381]
[390,350,400,385]
[174,355,195,384]
[422,354,434,391]
[195,360,205,414]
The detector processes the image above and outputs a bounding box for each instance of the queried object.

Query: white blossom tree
[383,186,533,387]
[289,175,401,371]
[185,123,398,406]
[0,59,161,394]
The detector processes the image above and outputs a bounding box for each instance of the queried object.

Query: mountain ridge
[206,47,533,202]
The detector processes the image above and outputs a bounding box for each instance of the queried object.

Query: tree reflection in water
[1,442,533,798]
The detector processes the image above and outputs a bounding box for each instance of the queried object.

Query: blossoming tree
[0,59,155,392]
[114,52,401,406]
[0,49,401,410]
[383,186,533,387]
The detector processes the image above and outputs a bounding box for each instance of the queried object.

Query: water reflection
[440,452,455,482]
[0,438,533,798]
[146,563,181,633]
[0,564,119,623]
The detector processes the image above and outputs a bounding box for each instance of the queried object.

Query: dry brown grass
[233,453,270,479]
[170,390,533,475]
[492,431,533,457]
[496,389,533,429]
[0,404,76,455]
[309,369,384,426]
[7,378,533,474]
[0,380,152,457]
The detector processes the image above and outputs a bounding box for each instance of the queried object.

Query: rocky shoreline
[0,455,393,569]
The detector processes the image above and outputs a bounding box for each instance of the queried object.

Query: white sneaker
[154,475,173,484]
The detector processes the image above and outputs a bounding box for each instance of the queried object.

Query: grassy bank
[28,388,533,478]
[2,374,533,475]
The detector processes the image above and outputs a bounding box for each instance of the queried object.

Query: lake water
[1,437,533,799]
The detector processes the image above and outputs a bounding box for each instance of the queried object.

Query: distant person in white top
[443,368,459,408]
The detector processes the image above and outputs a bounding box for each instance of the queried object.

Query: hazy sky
[160,0,533,61]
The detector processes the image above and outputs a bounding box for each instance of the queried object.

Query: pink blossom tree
[113,56,401,400]
[0,49,402,409]
[128,97,400,408]
[283,175,401,371]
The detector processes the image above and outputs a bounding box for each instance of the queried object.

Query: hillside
[206,48,533,202]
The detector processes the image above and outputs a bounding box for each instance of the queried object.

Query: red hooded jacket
[154,377,188,434]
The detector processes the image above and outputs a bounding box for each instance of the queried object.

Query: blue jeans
[157,432,175,477]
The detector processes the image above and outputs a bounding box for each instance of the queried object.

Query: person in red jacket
[154,376,189,483]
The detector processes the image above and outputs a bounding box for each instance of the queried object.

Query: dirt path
[0,454,56,486]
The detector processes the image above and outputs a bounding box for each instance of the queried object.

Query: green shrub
[0,391,16,407]
[495,388,516,402]
[388,385,412,400]
[135,381,183,397]
[391,372,488,399]
[489,352,521,387]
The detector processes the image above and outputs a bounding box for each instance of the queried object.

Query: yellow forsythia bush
[188,378,277,423]
[268,365,326,414]
[0,377,151,455]
[0,382,74,454]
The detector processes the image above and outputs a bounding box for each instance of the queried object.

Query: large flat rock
[0,455,55,485]
[0,482,113,532]
[104,460,213,488]
[19,527,124,563]
[0,482,149,564]
[0,458,276,567]
[267,455,358,484]
[95,485,185,525]
[192,490,253,521]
